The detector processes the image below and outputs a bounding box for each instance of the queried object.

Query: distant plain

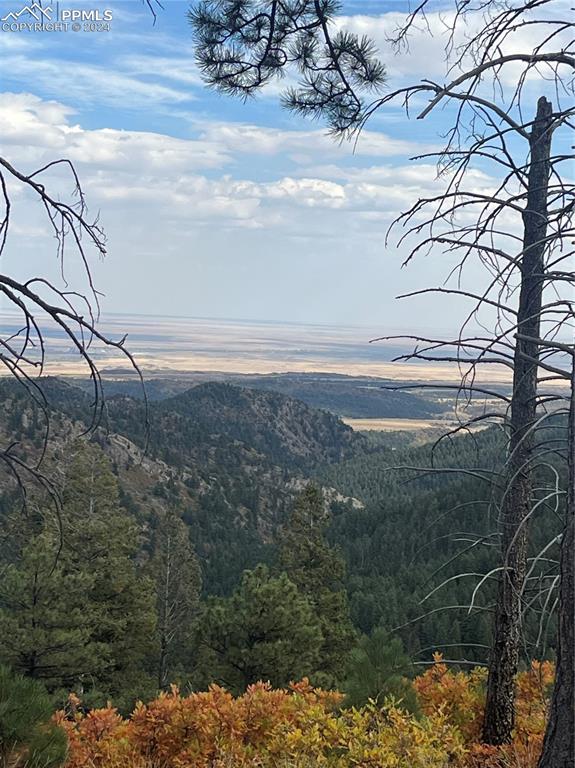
[0,312,515,385]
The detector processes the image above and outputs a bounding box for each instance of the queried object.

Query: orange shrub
[59,681,346,768]
[414,654,554,768]
[414,653,487,742]
[56,705,134,768]
[57,661,553,768]
[59,680,464,767]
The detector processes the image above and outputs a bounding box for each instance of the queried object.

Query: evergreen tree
[0,665,67,768]
[343,628,417,712]
[0,442,157,705]
[148,508,202,689]
[59,443,157,702]
[194,564,322,693]
[0,529,107,688]
[278,484,355,685]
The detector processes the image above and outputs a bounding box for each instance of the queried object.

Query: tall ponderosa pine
[0,529,103,688]
[279,484,355,686]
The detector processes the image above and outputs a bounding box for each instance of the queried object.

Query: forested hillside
[0,376,563,699]
[0,377,364,595]
[37,377,363,468]
[68,372,444,419]
[215,374,444,419]
[0,369,567,768]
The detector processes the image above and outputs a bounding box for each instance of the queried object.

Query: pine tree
[0,665,67,768]
[58,443,157,703]
[0,442,157,705]
[278,484,355,685]
[0,529,107,688]
[194,564,322,693]
[343,628,417,712]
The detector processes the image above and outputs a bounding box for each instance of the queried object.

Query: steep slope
[0,377,564,664]
[101,383,366,593]
[0,378,365,594]
[154,382,361,468]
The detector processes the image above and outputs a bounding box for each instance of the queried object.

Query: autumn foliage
[58,658,553,768]
[414,655,553,768]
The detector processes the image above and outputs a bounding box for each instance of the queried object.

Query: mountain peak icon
[1,3,53,22]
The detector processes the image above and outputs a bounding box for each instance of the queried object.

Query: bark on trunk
[482,95,553,745]
[158,532,173,690]
[158,634,168,691]
[537,362,575,768]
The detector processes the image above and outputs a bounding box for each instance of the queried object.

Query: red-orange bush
[58,680,344,768]
[414,654,554,768]
[57,660,553,768]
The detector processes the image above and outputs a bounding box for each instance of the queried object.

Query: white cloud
[0,92,75,147]
[0,2,565,332]
[1,53,192,109]
[118,53,203,87]
[337,3,572,111]
[0,92,230,170]
[195,121,430,160]
[0,91,500,240]
[0,73,513,329]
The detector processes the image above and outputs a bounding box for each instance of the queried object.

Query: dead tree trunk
[482,96,554,745]
[158,530,173,691]
[538,360,575,768]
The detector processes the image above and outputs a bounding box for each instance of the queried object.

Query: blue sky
[0,0,568,334]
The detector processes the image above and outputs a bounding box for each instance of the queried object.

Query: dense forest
[0,377,563,710]
[71,373,443,419]
[0,374,566,767]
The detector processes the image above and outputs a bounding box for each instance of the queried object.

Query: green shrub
[0,666,66,767]
[343,628,418,712]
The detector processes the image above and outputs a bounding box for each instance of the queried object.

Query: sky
[0,0,569,336]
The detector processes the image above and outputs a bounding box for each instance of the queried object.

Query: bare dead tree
[482,93,554,745]
[149,509,202,690]
[0,154,143,499]
[537,345,574,767]
[368,2,574,749]
[190,0,574,756]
